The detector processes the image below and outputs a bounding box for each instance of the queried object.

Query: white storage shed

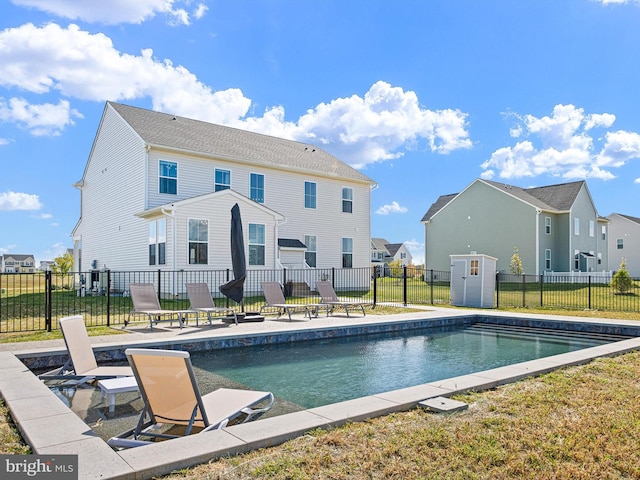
[450,254,497,308]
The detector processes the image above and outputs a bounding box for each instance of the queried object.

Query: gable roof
[108,102,375,185]
[422,179,587,222]
[371,238,390,251]
[385,243,404,257]
[610,213,640,225]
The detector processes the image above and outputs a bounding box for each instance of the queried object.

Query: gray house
[607,213,640,277]
[421,179,609,275]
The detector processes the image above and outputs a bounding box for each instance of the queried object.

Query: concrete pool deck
[1,306,640,480]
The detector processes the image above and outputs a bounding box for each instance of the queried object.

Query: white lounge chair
[39,315,133,383]
[107,348,274,449]
[186,283,238,325]
[315,281,366,317]
[259,281,317,321]
[127,283,196,329]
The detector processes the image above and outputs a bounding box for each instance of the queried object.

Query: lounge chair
[107,348,274,449]
[127,283,196,329]
[315,281,366,317]
[259,281,317,321]
[39,315,133,383]
[186,283,238,325]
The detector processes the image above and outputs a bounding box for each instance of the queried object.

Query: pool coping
[2,308,640,480]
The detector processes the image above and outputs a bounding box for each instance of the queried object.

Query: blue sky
[2,0,640,266]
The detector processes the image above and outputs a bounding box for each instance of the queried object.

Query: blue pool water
[189,322,628,409]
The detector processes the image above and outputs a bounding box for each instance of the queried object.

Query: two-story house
[72,102,376,292]
[421,179,609,275]
[371,238,413,273]
[0,254,36,273]
[607,213,640,277]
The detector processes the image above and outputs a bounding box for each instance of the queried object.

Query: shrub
[611,258,633,294]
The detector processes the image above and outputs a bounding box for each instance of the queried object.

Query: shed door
[450,259,467,306]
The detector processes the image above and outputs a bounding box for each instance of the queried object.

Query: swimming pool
[189,322,631,409]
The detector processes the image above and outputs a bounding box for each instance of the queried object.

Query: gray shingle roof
[421,179,586,222]
[278,238,307,248]
[371,238,390,251]
[617,213,640,225]
[108,102,375,184]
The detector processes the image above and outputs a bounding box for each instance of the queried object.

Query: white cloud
[0,98,82,136]
[0,24,472,167]
[11,0,206,25]
[31,212,52,219]
[0,191,42,211]
[481,104,640,181]
[375,201,408,215]
[404,239,424,266]
[634,178,640,184]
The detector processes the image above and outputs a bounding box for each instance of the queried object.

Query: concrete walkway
[1,308,640,480]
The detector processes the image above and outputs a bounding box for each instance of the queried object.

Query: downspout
[535,209,541,276]
[161,207,177,272]
[276,216,288,269]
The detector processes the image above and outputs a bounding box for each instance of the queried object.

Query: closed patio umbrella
[220,203,246,310]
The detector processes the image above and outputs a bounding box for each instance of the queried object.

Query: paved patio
[1,307,640,480]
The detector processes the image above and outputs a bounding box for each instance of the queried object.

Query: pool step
[466,323,630,344]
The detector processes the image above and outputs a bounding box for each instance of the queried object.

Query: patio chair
[107,348,274,449]
[127,283,196,329]
[186,283,238,325]
[259,281,317,321]
[39,315,133,383]
[315,281,366,317]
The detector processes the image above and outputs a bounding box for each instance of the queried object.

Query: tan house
[1,254,36,273]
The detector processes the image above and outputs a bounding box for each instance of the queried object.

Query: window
[598,252,602,265]
[545,249,551,270]
[304,235,317,267]
[574,250,580,270]
[545,217,551,235]
[249,224,265,266]
[342,237,353,268]
[601,225,606,241]
[589,220,595,237]
[159,160,177,194]
[470,259,479,276]
[574,218,580,235]
[148,219,167,265]
[215,168,231,192]
[342,187,353,213]
[617,238,624,250]
[188,219,208,264]
[250,173,264,203]
[304,181,316,209]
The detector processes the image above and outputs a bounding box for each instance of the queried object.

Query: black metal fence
[1,267,638,333]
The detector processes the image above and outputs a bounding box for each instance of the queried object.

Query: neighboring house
[371,238,413,268]
[421,179,609,275]
[72,102,376,292]
[0,254,36,273]
[607,213,640,277]
[39,261,54,271]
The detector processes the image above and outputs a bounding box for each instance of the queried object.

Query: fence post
[373,265,377,307]
[588,275,592,309]
[403,266,408,306]
[225,268,230,308]
[106,270,111,327]
[331,267,335,286]
[521,273,526,308]
[540,274,544,307]
[157,269,161,303]
[495,272,500,309]
[45,270,52,332]
[430,269,434,304]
